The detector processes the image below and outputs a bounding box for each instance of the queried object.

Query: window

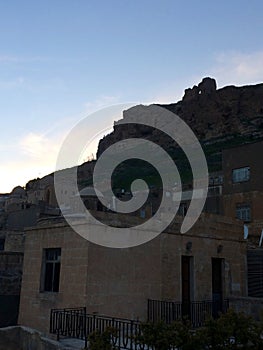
[232,167,250,183]
[181,256,194,316]
[41,248,61,292]
[236,204,251,222]
[0,238,5,251]
[140,208,146,218]
[247,250,263,297]
[179,203,188,217]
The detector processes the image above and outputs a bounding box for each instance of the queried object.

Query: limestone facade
[19,213,246,334]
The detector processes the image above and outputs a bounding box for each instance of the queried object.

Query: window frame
[40,248,61,293]
[236,203,251,222]
[232,166,250,183]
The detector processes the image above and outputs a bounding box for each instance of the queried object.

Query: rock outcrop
[97,78,263,157]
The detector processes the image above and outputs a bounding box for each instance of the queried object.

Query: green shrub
[136,310,263,350]
[135,321,174,350]
[88,327,117,350]
[136,320,203,350]
[169,320,204,350]
[200,308,263,350]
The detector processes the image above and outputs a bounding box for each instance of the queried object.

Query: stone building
[26,175,57,207]
[0,180,59,329]
[222,140,263,299]
[0,249,23,327]
[222,140,263,226]
[18,212,246,334]
[6,80,263,338]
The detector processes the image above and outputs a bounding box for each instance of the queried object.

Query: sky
[0,0,263,193]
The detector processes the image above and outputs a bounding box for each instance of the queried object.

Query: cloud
[84,94,122,114]
[0,96,122,192]
[0,77,25,89]
[0,131,65,192]
[210,51,263,88]
[0,55,20,63]
[0,54,49,64]
[150,51,263,105]
[20,132,60,160]
[0,132,61,193]
[0,160,51,193]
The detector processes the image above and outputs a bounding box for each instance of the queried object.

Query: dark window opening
[41,248,61,292]
[181,256,193,317]
[179,203,188,217]
[247,250,263,298]
[212,258,224,317]
[45,189,51,205]
[0,239,5,251]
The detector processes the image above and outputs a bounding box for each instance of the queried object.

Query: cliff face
[97,78,263,157]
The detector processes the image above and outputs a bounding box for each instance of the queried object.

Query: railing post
[57,311,61,341]
[147,299,150,322]
[50,309,53,334]
[92,312,97,332]
[83,307,87,348]
[130,319,134,350]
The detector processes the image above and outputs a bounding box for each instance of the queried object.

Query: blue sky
[1,0,263,192]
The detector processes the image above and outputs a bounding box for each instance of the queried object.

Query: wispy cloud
[0,55,20,63]
[0,96,123,192]
[20,132,61,160]
[151,51,263,104]
[0,77,25,89]
[0,54,50,64]
[84,94,122,114]
[0,128,67,191]
[0,131,65,192]
[210,51,263,88]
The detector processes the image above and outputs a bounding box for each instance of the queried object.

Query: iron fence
[50,300,229,349]
[50,308,154,349]
[147,299,229,328]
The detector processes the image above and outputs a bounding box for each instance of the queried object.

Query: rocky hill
[97,77,263,157]
[94,78,263,188]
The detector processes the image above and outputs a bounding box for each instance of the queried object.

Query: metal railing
[147,299,229,328]
[50,307,152,349]
[50,300,229,349]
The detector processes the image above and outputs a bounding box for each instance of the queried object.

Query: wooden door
[181,256,191,317]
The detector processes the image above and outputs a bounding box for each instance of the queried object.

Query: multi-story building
[222,140,263,298]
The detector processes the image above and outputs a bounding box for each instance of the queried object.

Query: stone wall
[0,252,23,327]
[229,296,263,320]
[0,326,74,350]
[6,207,39,231]
[0,252,23,295]
[4,231,25,252]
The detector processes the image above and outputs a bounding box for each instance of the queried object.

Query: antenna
[244,225,249,240]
